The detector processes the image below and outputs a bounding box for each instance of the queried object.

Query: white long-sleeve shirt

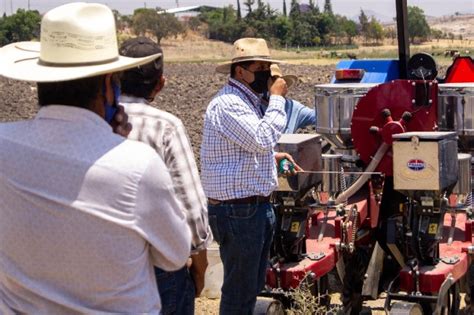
[0,105,191,314]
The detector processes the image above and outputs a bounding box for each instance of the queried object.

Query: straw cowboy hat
[0,2,161,82]
[215,37,282,74]
[270,64,298,89]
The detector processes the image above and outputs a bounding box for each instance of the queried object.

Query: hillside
[429,14,474,40]
[384,13,474,40]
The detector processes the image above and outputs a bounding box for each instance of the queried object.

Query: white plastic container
[201,242,223,299]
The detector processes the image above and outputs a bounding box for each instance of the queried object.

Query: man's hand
[111,105,132,137]
[269,77,288,97]
[275,152,302,176]
[189,249,208,297]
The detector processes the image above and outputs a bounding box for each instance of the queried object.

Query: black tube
[396,0,410,79]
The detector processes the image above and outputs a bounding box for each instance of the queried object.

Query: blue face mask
[103,81,121,123]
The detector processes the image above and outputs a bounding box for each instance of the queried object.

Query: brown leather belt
[208,195,271,205]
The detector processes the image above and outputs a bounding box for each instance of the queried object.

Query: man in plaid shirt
[119,37,212,315]
[200,38,300,315]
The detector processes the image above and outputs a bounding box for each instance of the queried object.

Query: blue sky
[2,0,473,18]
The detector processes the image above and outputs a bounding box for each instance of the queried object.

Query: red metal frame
[399,212,472,292]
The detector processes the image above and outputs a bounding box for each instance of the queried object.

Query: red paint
[445,57,474,83]
[351,80,438,176]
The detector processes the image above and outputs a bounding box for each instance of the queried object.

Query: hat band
[38,56,119,67]
[231,55,272,63]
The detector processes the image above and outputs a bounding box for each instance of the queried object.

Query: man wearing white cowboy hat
[262,64,317,134]
[0,3,191,314]
[201,37,301,315]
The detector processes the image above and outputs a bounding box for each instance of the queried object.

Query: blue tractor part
[331,59,400,84]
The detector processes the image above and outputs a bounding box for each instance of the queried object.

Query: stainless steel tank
[315,83,378,149]
[438,83,474,152]
[321,154,342,194]
[275,134,322,193]
[454,153,472,196]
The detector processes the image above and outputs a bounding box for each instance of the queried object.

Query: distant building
[159,5,219,22]
[299,4,311,14]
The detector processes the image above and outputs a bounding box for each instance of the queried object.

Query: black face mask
[249,70,271,94]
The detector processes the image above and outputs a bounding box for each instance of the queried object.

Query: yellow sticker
[291,222,300,233]
[428,223,438,234]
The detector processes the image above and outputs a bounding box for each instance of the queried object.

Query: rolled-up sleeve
[134,156,191,271]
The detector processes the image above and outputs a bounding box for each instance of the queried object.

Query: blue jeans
[155,266,195,315]
[208,202,276,315]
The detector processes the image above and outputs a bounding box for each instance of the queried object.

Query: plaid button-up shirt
[121,95,212,252]
[200,78,286,200]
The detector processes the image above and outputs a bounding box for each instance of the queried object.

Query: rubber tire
[341,248,370,315]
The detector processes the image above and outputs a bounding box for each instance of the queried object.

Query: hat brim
[0,42,162,82]
[281,74,298,89]
[215,57,283,74]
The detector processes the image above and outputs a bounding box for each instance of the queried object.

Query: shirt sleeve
[293,100,317,131]
[134,156,191,271]
[215,94,287,153]
[162,122,213,253]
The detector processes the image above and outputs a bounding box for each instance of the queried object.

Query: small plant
[285,274,343,315]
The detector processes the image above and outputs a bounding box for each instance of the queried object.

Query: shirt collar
[35,105,112,132]
[120,94,149,105]
[228,78,261,108]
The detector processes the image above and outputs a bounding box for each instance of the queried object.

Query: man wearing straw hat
[0,3,191,314]
[200,37,300,314]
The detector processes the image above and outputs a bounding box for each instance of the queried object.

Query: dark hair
[119,37,164,99]
[37,75,105,108]
[230,61,253,78]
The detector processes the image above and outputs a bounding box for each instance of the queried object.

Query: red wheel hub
[351,80,438,175]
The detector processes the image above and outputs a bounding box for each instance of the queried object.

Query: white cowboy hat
[215,37,282,74]
[270,64,298,89]
[0,2,161,82]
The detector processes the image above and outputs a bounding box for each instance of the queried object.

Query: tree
[0,9,41,46]
[283,0,287,17]
[407,6,430,43]
[237,0,242,20]
[324,0,333,15]
[358,9,369,43]
[132,9,184,43]
[289,0,300,18]
[367,16,384,44]
[243,0,255,13]
[338,16,358,45]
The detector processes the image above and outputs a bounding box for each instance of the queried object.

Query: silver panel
[393,132,458,192]
[438,83,474,149]
[276,134,322,192]
[454,153,471,195]
[321,154,342,193]
[315,83,377,149]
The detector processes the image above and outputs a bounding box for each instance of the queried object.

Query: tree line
[0,2,457,48]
